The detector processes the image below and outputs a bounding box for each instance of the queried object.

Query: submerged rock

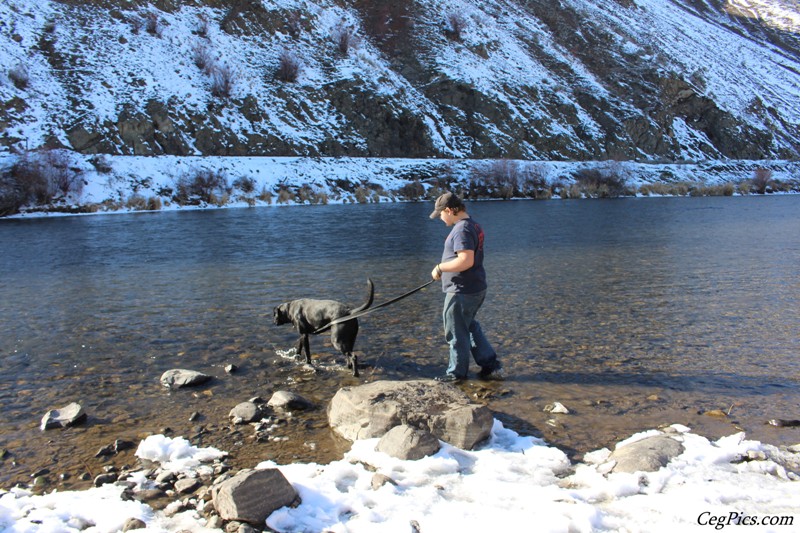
[160,369,212,389]
[40,402,87,430]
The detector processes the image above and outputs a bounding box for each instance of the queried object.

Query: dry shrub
[1,150,86,215]
[194,13,210,38]
[258,186,274,204]
[395,180,425,200]
[233,176,256,194]
[210,64,235,98]
[276,186,293,204]
[573,165,628,198]
[8,63,29,89]
[752,168,773,194]
[471,160,522,199]
[147,196,162,210]
[354,187,370,204]
[126,194,148,210]
[144,11,163,37]
[287,11,304,38]
[174,168,230,205]
[192,42,215,74]
[333,22,360,57]
[445,12,467,41]
[275,50,300,82]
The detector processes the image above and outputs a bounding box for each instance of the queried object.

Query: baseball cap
[429,192,464,219]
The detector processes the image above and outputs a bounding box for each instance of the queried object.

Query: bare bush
[8,63,29,89]
[276,186,293,204]
[233,175,256,194]
[520,163,552,199]
[89,154,113,174]
[332,22,360,57]
[395,180,425,200]
[752,167,773,194]
[275,50,300,82]
[258,186,274,204]
[144,12,163,37]
[574,165,628,198]
[174,168,230,205]
[126,194,147,210]
[210,64,235,98]
[43,150,84,196]
[146,196,162,210]
[192,42,215,74]
[354,186,370,204]
[194,13,210,38]
[287,11,304,38]
[485,160,521,199]
[0,150,83,214]
[445,12,467,41]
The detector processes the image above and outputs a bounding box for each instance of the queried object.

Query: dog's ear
[273,304,286,324]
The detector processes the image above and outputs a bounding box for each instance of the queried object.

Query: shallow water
[1,196,799,491]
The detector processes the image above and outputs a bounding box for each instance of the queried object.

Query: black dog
[273,279,374,376]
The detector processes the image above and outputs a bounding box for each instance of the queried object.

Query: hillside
[2,0,800,162]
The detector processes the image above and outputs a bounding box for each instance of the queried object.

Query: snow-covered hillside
[1,0,799,161]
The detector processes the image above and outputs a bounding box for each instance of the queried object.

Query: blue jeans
[442,290,497,378]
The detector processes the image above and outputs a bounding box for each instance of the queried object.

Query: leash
[313,279,436,334]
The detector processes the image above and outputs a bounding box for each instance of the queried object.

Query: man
[429,191,502,382]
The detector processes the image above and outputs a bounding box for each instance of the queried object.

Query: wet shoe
[478,361,504,380]
[434,373,463,383]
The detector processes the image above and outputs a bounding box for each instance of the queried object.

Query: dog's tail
[351,278,374,314]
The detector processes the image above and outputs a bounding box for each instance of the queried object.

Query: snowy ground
[1,421,798,533]
[2,153,799,218]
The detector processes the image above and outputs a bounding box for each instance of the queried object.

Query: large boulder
[213,468,298,525]
[327,380,493,450]
[608,435,685,473]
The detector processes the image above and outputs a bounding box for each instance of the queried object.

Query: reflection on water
[1,197,799,490]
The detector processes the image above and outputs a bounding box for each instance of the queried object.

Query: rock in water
[267,390,313,410]
[40,402,87,430]
[229,402,261,424]
[160,369,212,389]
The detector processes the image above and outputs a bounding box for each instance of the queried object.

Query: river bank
[2,416,799,533]
[2,154,799,218]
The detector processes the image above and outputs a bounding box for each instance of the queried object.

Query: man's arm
[432,249,474,280]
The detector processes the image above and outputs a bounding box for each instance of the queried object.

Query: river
[1,195,798,490]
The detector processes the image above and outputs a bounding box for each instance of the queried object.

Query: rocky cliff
[2,0,799,161]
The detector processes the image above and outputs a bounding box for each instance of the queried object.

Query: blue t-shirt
[441,217,487,294]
